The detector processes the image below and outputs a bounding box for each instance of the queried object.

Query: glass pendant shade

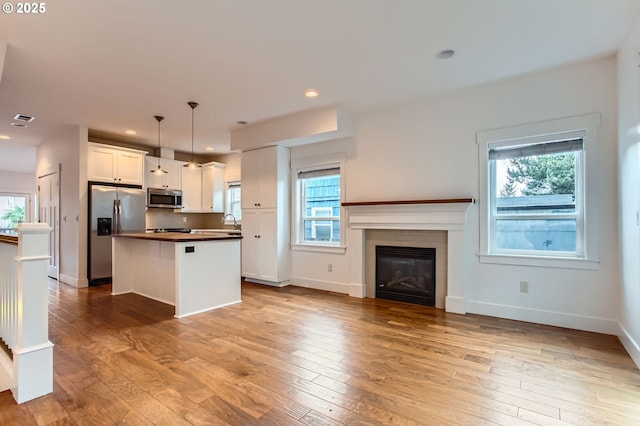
[152,115,167,174]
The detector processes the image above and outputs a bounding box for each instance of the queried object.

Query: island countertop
[114,232,242,242]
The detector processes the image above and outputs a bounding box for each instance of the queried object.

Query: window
[299,168,341,243]
[0,193,29,232]
[292,154,345,249]
[477,113,600,269]
[489,137,583,256]
[225,181,241,221]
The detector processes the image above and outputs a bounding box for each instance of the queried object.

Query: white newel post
[13,223,53,403]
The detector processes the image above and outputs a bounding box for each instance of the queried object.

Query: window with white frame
[477,113,600,268]
[0,193,29,232]
[295,165,342,245]
[489,137,584,256]
[225,181,241,221]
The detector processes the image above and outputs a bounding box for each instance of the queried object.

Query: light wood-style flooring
[1,279,640,425]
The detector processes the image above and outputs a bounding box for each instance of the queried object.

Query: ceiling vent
[13,113,35,123]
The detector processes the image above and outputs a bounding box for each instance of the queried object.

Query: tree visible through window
[489,138,583,255]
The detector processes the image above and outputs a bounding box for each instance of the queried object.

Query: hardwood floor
[1,280,640,425]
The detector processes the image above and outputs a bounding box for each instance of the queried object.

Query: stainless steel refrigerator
[89,184,146,286]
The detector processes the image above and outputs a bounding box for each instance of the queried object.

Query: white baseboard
[349,283,365,298]
[59,274,88,288]
[466,300,619,335]
[445,296,466,314]
[245,278,290,287]
[618,323,640,369]
[290,276,350,294]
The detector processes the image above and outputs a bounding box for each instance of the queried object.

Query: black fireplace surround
[375,245,436,306]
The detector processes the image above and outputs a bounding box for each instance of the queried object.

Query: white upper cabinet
[145,157,182,190]
[180,162,225,212]
[88,143,146,186]
[241,146,288,209]
[180,166,202,212]
[202,162,225,213]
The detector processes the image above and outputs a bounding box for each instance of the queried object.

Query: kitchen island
[112,232,242,318]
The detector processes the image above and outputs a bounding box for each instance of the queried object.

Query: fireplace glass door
[375,245,435,306]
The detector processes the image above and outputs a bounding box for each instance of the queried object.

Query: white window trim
[477,113,600,269]
[224,181,241,225]
[0,192,32,226]
[291,153,346,252]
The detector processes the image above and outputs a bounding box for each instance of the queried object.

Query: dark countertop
[114,232,242,242]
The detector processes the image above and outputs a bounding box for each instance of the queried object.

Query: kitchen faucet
[222,213,238,229]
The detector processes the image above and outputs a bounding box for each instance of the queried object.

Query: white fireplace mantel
[344,199,474,314]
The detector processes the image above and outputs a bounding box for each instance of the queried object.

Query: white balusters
[0,223,53,403]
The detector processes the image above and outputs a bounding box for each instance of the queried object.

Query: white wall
[36,125,88,287]
[0,171,36,221]
[617,14,640,367]
[290,138,355,292]
[291,56,620,335]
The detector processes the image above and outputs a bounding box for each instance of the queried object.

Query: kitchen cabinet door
[241,209,284,284]
[202,162,225,212]
[116,150,145,185]
[88,146,118,182]
[88,143,145,186]
[145,157,182,189]
[241,146,287,209]
[180,166,202,211]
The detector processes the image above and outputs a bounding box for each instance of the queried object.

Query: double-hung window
[292,154,345,249]
[488,137,584,256]
[477,113,600,269]
[225,181,242,221]
[298,167,341,244]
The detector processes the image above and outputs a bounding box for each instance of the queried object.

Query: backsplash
[145,210,229,230]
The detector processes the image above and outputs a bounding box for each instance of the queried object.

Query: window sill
[478,253,599,270]
[292,244,346,254]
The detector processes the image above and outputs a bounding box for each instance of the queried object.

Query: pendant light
[184,101,201,169]
[151,115,167,174]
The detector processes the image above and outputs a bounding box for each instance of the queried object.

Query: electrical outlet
[183,216,187,223]
[520,281,529,293]
[327,263,333,272]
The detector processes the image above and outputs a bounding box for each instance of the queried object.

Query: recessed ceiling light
[11,122,27,127]
[0,135,10,140]
[205,146,214,152]
[305,89,319,98]
[436,49,455,59]
[125,129,137,135]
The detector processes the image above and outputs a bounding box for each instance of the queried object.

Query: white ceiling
[0,0,638,164]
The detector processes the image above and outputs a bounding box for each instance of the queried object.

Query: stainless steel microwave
[147,188,183,209]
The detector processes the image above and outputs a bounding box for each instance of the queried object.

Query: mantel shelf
[342,198,475,207]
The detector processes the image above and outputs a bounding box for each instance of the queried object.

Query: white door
[38,171,59,279]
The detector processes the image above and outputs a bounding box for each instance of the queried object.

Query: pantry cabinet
[240,146,290,286]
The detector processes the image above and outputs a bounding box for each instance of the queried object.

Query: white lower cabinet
[241,209,289,285]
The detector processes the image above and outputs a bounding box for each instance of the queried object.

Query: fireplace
[376,245,436,306]
[344,199,474,314]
